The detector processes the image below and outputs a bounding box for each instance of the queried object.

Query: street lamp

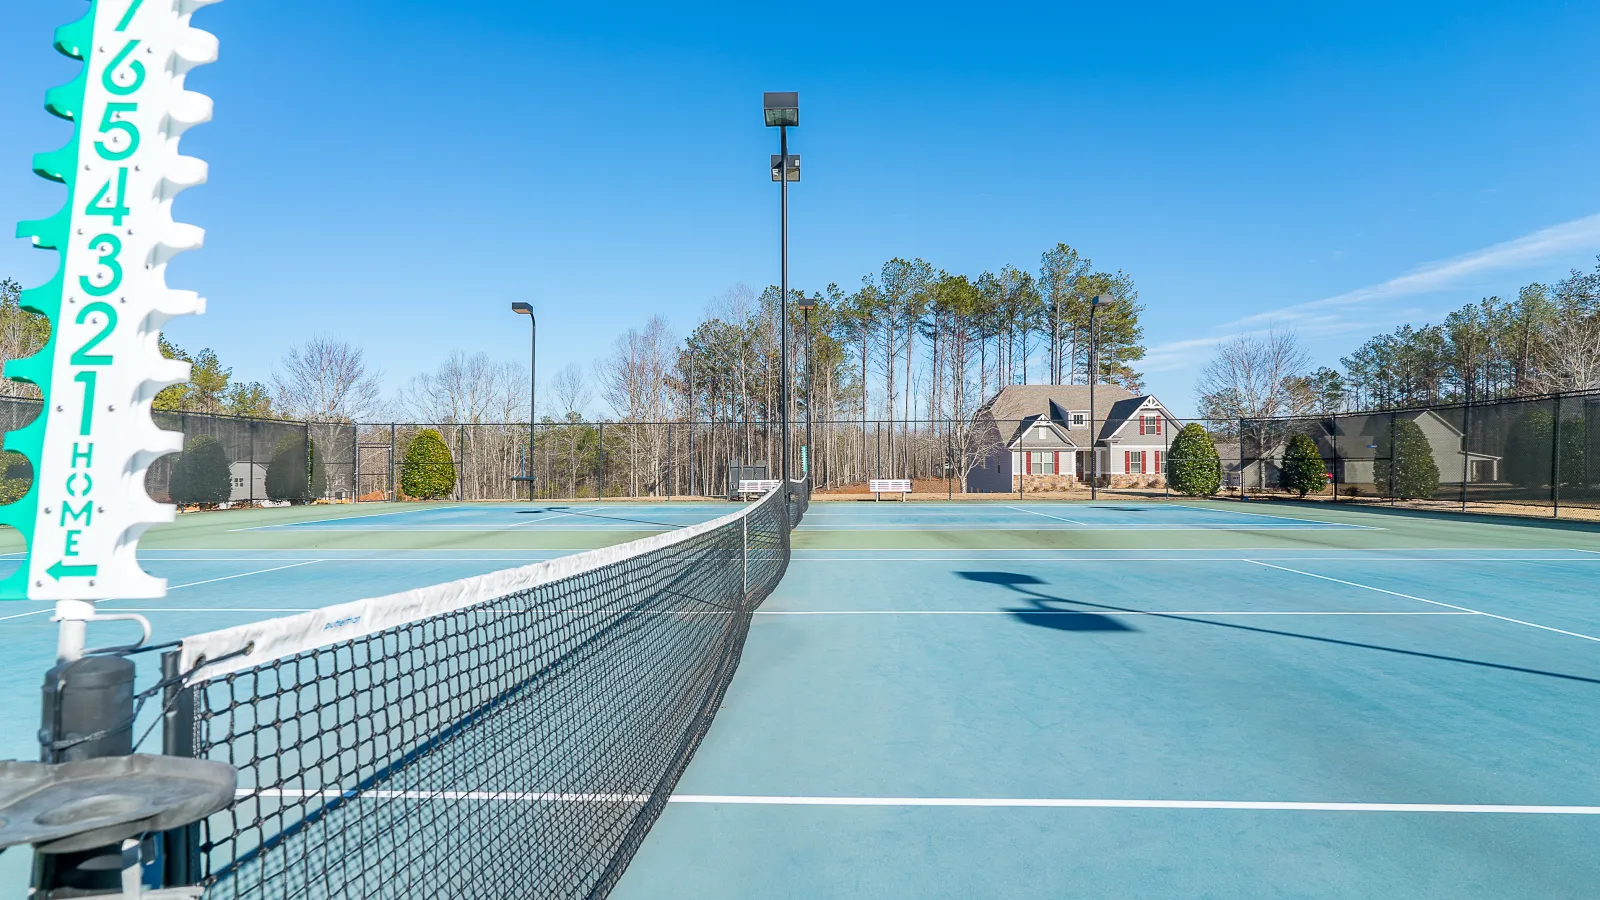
[1088,293,1116,501]
[511,302,535,500]
[764,91,799,488]
[796,294,816,479]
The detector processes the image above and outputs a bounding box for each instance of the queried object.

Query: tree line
[1197,257,1600,422]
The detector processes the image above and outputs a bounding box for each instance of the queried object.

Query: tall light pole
[765,91,799,486]
[1088,293,1116,501]
[511,302,535,500]
[797,294,816,479]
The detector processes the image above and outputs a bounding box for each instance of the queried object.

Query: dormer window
[1071,413,1086,427]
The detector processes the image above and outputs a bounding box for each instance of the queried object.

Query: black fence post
[1331,419,1340,503]
[248,421,257,505]
[1388,414,1397,506]
[388,424,396,500]
[1460,400,1472,512]
[1552,394,1562,518]
[597,422,605,500]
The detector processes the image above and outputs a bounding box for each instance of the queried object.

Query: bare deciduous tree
[270,336,384,423]
[1196,328,1312,422]
[399,351,527,425]
[548,362,591,420]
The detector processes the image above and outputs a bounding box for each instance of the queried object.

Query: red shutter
[1124,451,1130,473]
[1024,453,1031,475]
[1054,451,1060,475]
[1155,450,1162,473]
[1156,416,1163,435]
[1138,417,1146,435]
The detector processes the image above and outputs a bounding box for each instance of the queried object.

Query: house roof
[984,384,1139,423]
[983,384,1176,447]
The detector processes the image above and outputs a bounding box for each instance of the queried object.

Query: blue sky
[2,0,1599,417]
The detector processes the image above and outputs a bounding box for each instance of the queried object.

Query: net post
[160,649,202,888]
[35,638,137,893]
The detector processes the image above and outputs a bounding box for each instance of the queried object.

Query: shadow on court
[954,569,1600,686]
[956,570,1136,632]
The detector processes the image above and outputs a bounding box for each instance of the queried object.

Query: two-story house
[965,385,1181,492]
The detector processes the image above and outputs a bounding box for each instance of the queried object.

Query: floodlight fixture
[763,91,799,127]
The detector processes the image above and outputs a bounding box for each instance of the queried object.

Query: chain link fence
[2,391,1598,517]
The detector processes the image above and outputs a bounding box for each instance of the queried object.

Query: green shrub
[1375,417,1440,500]
[1280,433,1327,498]
[400,429,456,500]
[265,434,325,502]
[0,451,30,505]
[1504,411,1553,488]
[169,435,232,506]
[1166,423,1222,496]
[1505,411,1592,487]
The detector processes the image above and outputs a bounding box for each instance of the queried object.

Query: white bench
[737,479,781,498]
[869,478,912,500]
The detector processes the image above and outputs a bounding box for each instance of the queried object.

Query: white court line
[1004,505,1090,525]
[241,788,1600,814]
[229,505,471,532]
[1244,560,1600,644]
[165,560,323,590]
[0,608,51,622]
[753,610,1475,616]
[116,608,317,613]
[1173,504,1349,525]
[508,506,608,528]
[789,556,1600,563]
[800,525,1374,532]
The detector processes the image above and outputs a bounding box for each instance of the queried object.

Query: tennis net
[165,482,804,898]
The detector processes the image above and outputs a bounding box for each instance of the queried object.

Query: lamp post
[765,91,799,486]
[1088,293,1115,500]
[511,302,535,499]
[796,294,816,479]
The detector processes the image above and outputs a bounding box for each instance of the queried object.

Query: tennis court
[1,497,1597,897]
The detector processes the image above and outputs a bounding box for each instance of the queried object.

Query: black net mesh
[176,482,803,899]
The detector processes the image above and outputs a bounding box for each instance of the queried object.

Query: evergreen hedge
[1504,410,1588,488]
[1280,433,1328,498]
[169,435,233,506]
[1375,417,1440,500]
[265,434,325,502]
[1166,423,1222,496]
[400,429,456,500]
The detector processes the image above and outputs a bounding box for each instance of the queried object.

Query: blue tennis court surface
[238,502,745,531]
[1,499,1597,898]
[234,501,1372,532]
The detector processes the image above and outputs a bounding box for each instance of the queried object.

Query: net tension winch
[0,1,238,896]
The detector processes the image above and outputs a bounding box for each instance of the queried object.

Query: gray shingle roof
[984,384,1138,422]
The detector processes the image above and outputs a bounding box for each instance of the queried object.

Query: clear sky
[3,0,1598,417]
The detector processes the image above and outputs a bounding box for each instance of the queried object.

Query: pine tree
[401,429,456,500]
[1279,432,1327,498]
[1166,423,1222,496]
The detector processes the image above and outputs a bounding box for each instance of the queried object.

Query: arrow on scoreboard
[46,561,98,581]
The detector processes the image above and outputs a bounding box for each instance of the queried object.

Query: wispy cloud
[1143,212,1600,373]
